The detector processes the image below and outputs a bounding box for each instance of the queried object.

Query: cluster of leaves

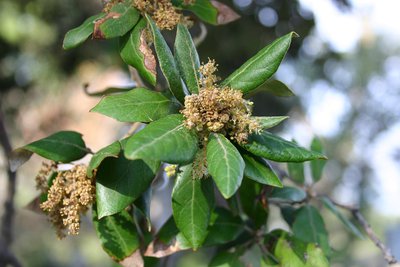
[10,1,365,266]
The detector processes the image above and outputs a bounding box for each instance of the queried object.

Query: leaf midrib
[224,42,276,85]
[130,123,183,157]
[215,135,232,193]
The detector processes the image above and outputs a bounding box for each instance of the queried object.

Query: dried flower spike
[133,0,186,30]
[40,165,95,239]
[181,59,260,144]
[35,161,57,194]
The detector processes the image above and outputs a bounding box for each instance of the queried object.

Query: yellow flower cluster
[164,164,177,177]
[39,165,95,239]
[35,161,57,193]
[133,0,193,30]
[181,59,260,144]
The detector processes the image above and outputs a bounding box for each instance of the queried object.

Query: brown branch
[269,162,397,265]
[0,106,22,267]
[352,210,397,265]
[324,196,397,265]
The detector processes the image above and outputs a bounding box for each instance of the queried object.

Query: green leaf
[87,140,122,178]
[274,237,306,267]
[134,188,152,232]
[292,205,330,256]
[239,178,268,228]
[92,208,139,261]
[242,132,327,162]
[207,133,245,199]
[287,162,305,184]
[144,217,188,257]
[134,189,152,226]
[203,208,243,246]
[209,251,245,267]
[321,197,364,239]
[144,216,193,257]
[146,15,185,103]
[124,114,198,164]
[310,138,326,183]
[175,0,218,24]
[155,216,180,244]
[255,116,288,130]
[96,153,159,218]
[63,13,105,50]
[243,154,282,187]
[280,206,297,227]
[174,0,240,25]
[270,187,306,202]
[120,18,157,86]
[221,32,297,95]
[253,79,295,97]
[174,24,200,94]
[172,165,214,249]
[305,243,329,267]
[10,131,88,171]
[91,88,177,123]
[95,0,140,39]
[84,86,134,97]
[270,232,329,267]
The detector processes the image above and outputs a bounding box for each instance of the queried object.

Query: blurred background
[0,0,399,266]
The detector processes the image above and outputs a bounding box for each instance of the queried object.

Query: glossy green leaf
[292,205,330,256]
[10,131,88,171]
[124,114,198,164]
[204,207,243,246]
[96,153,159,218]
[134,188,152,232]
[243,154,282,187]
[146,15,185,103]
[242,131,327,162]
[174,0,218,24]
[239,178,268,228]
[120,18,156,86]
[174,24,200,94]
[172,165,214,249]
[63,13,105,50]
[310,138,326,183]
[207,133,245,199]
[87,140,122,178]
[175,0,240,25]
[255,116,288,130]
[209,251,245,267]
[321,197,364,239]
[270,187,306,202]
[221,32,297,95]
[254,79,294,97]
[287,162,305,184]
[96,1,140,39]
[92,208,139,261]
[91,88,176,122]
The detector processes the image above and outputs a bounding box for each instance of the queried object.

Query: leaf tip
[291,31,300,38]
[319,155,328,160]
[9,148,33,172]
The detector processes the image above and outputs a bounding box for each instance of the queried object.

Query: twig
[352,209,397,264]
[0,107,22,267]
[324,196,397,265]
